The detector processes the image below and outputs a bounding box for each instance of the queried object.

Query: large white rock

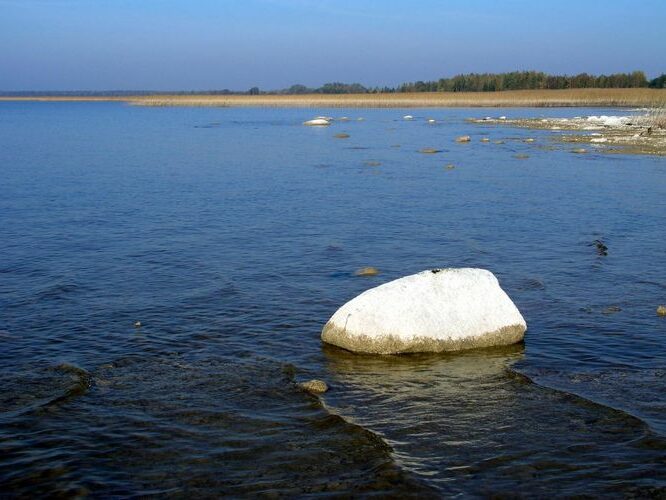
[321,268,526,354]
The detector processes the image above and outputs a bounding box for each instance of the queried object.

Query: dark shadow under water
[0,355,433,497]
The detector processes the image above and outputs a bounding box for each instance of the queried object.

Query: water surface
[1,103,665,496]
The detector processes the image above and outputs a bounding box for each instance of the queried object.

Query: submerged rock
[334,133,350,139]
[590,239,608,256]
[321,268,526,354]
[480,137,490,143]
[419,148,441,154]
[355,267,380,277]
[298,379,329,394]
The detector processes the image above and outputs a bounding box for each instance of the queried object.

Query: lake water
[1,102,665,497]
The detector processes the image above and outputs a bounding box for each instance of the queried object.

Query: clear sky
[1,0,664,91]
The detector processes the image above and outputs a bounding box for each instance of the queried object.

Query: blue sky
[0,0,664,90]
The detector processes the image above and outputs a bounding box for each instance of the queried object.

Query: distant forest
[286,71,665,94]
[2,71,665,96]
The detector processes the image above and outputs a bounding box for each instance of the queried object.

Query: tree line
[395,71,664,92]
[2,71,664,97]
[280,71,665,94]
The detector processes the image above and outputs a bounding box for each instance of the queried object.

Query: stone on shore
[321,268,526,354]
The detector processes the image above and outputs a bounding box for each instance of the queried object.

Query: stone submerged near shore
[321,268,526,354]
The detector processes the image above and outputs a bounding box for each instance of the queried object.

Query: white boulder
[321,268,526,354]
[303,118,331,126]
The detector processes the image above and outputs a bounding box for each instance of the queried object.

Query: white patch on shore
[586,115,631,127]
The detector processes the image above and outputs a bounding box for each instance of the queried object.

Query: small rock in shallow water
[445,164,456,170]
[480,137,490,142]
[419,148,441,154]
[455,135,471,143]
[513,154,530,159]
[572,148,587,154]
[524,138,536,143]
[134,321,142,328]
[657,305,666,317]
[334,133,350,139]
[590,239,608,256]
[303,118,330,126]
[355,267,380,277]
[363,161,382,167]
[602,306,622,315]
[298,379,328,394]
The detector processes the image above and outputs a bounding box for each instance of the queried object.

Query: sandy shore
[2,89,665,108]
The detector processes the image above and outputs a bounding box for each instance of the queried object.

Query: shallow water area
[1,103,665,496]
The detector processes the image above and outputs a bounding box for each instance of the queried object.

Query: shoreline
[1,88,665,108]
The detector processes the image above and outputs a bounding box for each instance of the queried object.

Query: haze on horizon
[1,0,665,92]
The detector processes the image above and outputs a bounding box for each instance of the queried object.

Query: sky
[0,0,665,91]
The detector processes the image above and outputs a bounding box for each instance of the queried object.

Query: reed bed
[2,89,665,108]
[128,89,666,108]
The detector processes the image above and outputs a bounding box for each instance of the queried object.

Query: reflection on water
[323,344,666,496]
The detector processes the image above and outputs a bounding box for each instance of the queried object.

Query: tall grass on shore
[644,106,666,128]
[2,88,665,108]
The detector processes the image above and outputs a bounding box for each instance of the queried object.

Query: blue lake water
[1,102,665,496]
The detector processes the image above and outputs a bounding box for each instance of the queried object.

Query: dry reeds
[2,89,665,108]
[127,89,666,108]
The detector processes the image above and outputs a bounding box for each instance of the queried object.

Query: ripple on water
[0,355,433,496]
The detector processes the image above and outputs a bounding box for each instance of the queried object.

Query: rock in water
[321,268,526,354]
[303,118,331,126]
[298,379,329,394]
[355,267,380,277]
